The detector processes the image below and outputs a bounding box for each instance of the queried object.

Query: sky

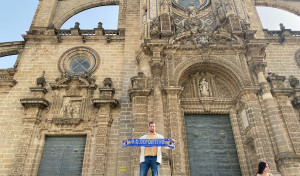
[0,1,300,69]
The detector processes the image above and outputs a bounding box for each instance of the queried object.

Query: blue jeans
[140,156,160,176]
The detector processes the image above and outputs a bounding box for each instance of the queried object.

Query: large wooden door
[185,115,241,176]
[38,136,86,176]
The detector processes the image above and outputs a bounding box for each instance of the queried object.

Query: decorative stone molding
[20,98,49,109]
[129,72,151,101]
[267,73,294,96]
[0,68,17,90]
[20,72,49,109]
[92,78,119,108]
[173,56,246,87]
[130,72,148,89]
[275,152,300,162]
[250,61,267,73]
[51,72,97,91]
[267,72,286,89]
[52,118,83,126]
[246,43,268,68]
[151,62,164,77]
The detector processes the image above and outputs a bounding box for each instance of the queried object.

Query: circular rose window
[58,47,100,76]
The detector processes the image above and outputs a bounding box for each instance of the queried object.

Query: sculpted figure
[213,0,226,26]
[187,3,197,17]
[74,22,80,29]
[199,78,209,97]
[161,0,170,14]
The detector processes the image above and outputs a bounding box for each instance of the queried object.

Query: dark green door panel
[185,114,242,176]
[38,136,86,176]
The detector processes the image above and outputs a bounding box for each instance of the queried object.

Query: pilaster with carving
[92,78,118,175]
[165,87,186,176]
[236,90,279,175]
[148,42,166,136]
[129,72,151,175]
[229,108,251,176]
[10,72,49,176]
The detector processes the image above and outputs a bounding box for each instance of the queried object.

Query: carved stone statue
[161,0,170,14]
[187,3,197,18]
[98,22,103,29]
[74,22,80,29]
[199,78,209,97]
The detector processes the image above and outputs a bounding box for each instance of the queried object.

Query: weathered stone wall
[266,42,300,82]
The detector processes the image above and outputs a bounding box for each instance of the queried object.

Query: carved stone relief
[60,97,82,118]
[181,71,232,99]
[173,11,216,35]
[173,56,247,88]
[212,0,233,27]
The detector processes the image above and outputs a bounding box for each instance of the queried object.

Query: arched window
[256,7,300,30]
[61,6,119,30]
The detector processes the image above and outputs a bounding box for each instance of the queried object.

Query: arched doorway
[173,58,254,175]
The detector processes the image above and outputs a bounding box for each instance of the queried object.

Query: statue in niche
[199,78,209,97]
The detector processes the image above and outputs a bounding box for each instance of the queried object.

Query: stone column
[129,73,151,176]
[252,62,293,155]
[165,87,186,176]
[237,91,279,175]
[92,78,119,176]
[267,74,300,175]
[10,74,49,176]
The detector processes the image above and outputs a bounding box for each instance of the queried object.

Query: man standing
[139,122,163,176]
[123,122,175,176]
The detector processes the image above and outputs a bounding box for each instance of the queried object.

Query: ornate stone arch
[53,0,120,29]
[173,56,248,91]
[255,0,300,16]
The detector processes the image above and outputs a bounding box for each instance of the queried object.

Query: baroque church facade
[1,0,300,175]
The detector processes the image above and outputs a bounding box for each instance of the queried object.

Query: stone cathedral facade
[1,0,300,175]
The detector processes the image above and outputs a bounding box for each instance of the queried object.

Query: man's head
[148,122,156,133]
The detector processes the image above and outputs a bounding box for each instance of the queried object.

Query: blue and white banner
[121,139,175,149]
